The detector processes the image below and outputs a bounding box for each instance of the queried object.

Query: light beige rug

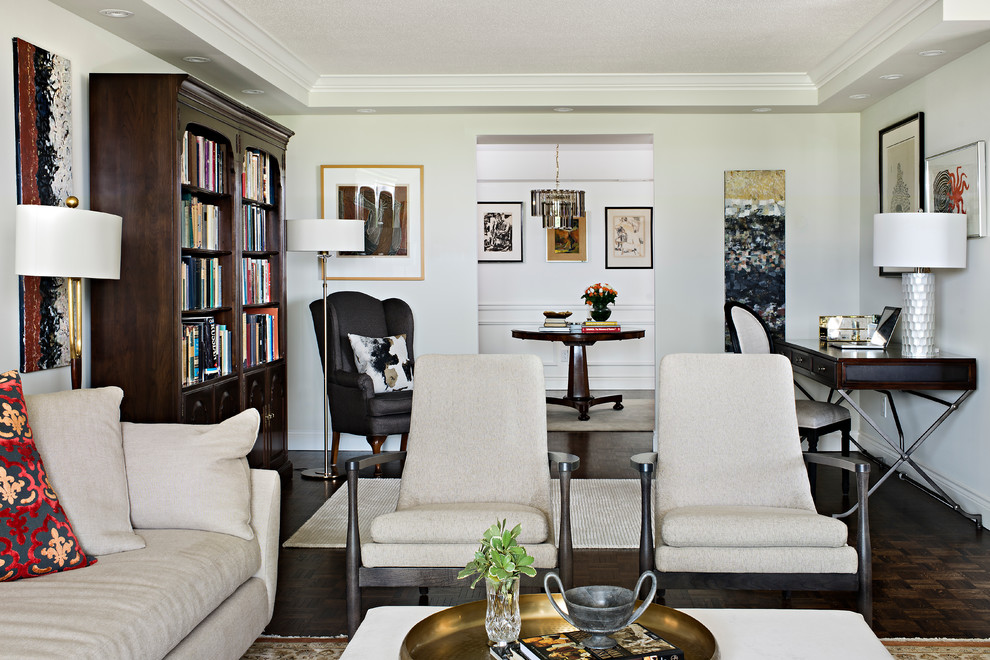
[547,397,654,432]
[883,639,990,659]
[282,478,645,550]
[242,637,347,659]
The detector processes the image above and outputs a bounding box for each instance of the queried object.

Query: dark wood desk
[778,339,980,527]
[512,328,645,420]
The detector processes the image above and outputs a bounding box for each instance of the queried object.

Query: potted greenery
[458,520,536,649]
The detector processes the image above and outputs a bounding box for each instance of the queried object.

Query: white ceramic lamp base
[901,271,936,357]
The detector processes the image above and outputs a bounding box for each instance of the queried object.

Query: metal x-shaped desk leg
[833,388,982,529]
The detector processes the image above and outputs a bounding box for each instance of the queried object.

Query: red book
[582,326,621,333]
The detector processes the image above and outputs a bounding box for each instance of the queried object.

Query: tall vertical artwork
[724,170,785,347]
[13,38,73,372]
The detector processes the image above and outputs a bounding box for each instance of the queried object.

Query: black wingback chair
[310,292,413,473]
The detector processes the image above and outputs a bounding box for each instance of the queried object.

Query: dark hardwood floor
[267,420,990,639]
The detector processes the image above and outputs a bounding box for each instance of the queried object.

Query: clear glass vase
[485,576,521,649]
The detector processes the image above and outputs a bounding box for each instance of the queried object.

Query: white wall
[2,3,177,394]
[276,113,861,451]
[859,41,990,521]
[477,142,656,390]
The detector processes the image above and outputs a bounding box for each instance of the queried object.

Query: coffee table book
[519,623,683,660]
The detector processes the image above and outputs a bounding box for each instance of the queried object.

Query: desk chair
[724,300,853,494]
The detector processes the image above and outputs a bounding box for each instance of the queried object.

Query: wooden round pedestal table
[511,327,645,420]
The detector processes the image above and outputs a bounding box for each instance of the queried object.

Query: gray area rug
[547,397,654,432]
[283,479,645,550]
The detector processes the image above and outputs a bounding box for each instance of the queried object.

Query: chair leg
[400,432,408,452]
[366,435,387,477]
[419,586,429,605]
[841,426,852,496]
[330,431,341,469]
[804,433,820,494]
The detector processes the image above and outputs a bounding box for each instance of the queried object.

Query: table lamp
[15,198,122,389]
[287,218,365,480]
[873,211,966,357]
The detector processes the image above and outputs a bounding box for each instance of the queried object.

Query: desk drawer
[810,355,837,384]
[788,347,814,377]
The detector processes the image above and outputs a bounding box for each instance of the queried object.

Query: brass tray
[400,594,718,659]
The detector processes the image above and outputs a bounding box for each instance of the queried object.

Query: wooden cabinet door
[266,363,288,472]
[182,386,213,424]
[244,369,267,468]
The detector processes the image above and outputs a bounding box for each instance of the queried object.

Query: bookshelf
[89,74,293,480]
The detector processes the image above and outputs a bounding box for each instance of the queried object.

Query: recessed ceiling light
[849,93,871,100]
[182,56,212,64]
[241,89,265,95]
[879,74,903,80]
[553,107,574,113]
[356,108,376,113]
[919,49,946,57]
[99,8,133,18]
[752,107,772,113]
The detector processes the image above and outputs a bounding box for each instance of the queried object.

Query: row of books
[244,308,280,368]
[181,130,226,194]
[538,320,623,333]
[181,193,222,250]
[181,256,223,310]
[492,622,682,660]
[242,203,268,251]
[242,257,273,305]
[243,148,273,205]
[181,318,232,386]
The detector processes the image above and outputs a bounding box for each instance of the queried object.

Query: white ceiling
[50,0,990,115]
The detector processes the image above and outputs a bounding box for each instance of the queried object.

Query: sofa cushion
[348,333,414,393]
[0,370,95,581]
[369,503,549,544]
[122,409,258,540]
[25,386,145,556]
[0,528,261,659]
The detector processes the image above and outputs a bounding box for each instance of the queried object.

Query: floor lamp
[287,218,365,480]
[14,198,122,389]
[873,211,966,357]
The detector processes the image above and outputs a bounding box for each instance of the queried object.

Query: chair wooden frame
[632,451,873,626]
[345,451,580,635]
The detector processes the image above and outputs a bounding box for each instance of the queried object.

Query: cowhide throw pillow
[347,334,413,393]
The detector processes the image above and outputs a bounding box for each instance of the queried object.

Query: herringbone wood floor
[267,426,990,639]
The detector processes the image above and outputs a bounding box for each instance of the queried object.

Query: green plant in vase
[458,520,536,649]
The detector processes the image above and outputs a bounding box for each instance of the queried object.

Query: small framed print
[879,113,924,276]
[926,140,986,239]
[478,202,524,262]
[605,207,653,269]
[546,218,588,262]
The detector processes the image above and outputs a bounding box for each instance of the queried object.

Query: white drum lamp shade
[873,212,966,357]
[286,218,365,253]
[287,217,365,480]
[15,204,122,279]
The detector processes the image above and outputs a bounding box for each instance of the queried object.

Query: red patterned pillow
[0,370,94,580]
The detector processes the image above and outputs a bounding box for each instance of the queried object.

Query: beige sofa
[1,387,280,660]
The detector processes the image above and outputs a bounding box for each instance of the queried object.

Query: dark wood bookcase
[89,73,293,480]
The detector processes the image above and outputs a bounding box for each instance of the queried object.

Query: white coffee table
[341,605,891,659]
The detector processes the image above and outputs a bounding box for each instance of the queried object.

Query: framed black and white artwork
[478,202,524,262]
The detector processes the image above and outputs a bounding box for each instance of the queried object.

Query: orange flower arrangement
[581,283,618,307]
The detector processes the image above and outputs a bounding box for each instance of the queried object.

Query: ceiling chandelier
[530,144,585,230]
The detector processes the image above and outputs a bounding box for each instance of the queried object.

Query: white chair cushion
[660,505,849,548]
[656,545,859,574]
[795,400,851,428]
[369,503,549,544]
[361,541,558,569]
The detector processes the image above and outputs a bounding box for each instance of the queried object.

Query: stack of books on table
[489,622,684,659]
[540,318,573,332]
[582,320,621,333]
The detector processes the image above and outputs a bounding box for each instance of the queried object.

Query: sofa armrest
[250,469,281,621]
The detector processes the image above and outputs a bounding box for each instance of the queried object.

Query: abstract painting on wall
[13,38,73,372]
[724,170,785,348]
[477,201,524,262]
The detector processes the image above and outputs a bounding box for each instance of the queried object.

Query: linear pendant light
[531,144,585,230]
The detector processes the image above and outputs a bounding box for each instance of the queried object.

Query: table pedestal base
[547,395,623,421]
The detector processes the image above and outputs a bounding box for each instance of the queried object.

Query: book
[582,326,621,333]
[583,320,619,326]
[519,623,683,660]
[539,326,573,332]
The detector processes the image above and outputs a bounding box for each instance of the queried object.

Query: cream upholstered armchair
[634,353,872,624]
[724,300,855,494]
[344,353,579,635]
